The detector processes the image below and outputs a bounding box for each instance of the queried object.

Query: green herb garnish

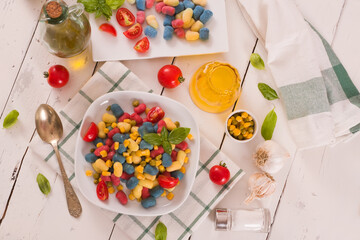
[261,108,277,140]
[258,83,279,100]
[250,53,265,70]
[3,110,19,129]
[155,221,167,240]
[36,173,51,196]
[78,0,125,20]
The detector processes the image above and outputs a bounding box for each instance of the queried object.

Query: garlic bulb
[244,172,276,204]
[253,140,290,174]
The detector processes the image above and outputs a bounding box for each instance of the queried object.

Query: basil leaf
[143,133,162,146]
[100,2,112,20]
[3,110,19,128]
[258,83,279,100]
[250,53,265,70]
[36,173,51,196]
[106,0,125,9]
[162,140,172,155]
[155,221,167,240]
[168,127,190,145]
[261,108,277,140]
[161,127,168,141]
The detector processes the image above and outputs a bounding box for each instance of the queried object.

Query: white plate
[90,0,228,61]
[75,91,200,216]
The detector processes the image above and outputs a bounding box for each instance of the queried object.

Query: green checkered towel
[30,61,244,240]
[237,0,360,148]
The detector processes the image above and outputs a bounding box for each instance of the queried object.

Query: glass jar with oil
[189,62,241,113]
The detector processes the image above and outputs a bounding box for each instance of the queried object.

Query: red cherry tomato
[116,8,135,27]
[209,162,230,185]
[96,180,109,201]
[99,23,117,36]
[158,65,185,88]
[134,37,150,53]
[123,23,142,39]
[44,65,69,88]
[147,106,165,123]
[158,175,179,189]
[83,122,99,142]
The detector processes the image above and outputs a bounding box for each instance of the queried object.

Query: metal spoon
[35,104,82,218]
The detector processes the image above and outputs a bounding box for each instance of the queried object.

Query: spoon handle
[52,143,82,218]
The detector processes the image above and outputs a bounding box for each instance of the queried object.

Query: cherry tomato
[99,23,117,36]
[134,37,150,53]
[157,65,185,88]
[123,23,142,39]
[83,122,99,142]
[96,180,109,201]
[116,8,135,27]
[44,65,69,88]
[147,106,165,123]
[209,162,230,185]
[158,175,179,189]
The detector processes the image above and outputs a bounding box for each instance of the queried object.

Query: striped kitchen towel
[237,0,360,148]
[30,61,244,240]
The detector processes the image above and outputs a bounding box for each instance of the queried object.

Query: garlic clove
[244,172,276,204]
[253,140,290,174]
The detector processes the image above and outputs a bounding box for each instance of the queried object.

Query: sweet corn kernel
[120,126,126,133]
[85,170,93,176]
[129,193,136,200]
[108,187,115,194]
[111,122,117,128]
[150,160,156,166]
[161,191,166,197]
[155,160,162,167]
[233,128,241,137]
[100,150,107,158]
[123,140,130,147]
[235,116,242,122]
[167,192,174,200]
[124,119,131,123]
[229,125,235,131]
[123,152,130,157]
[126,156,133,163]
[184,157,189,164]
[136,173,145,180]
[145,157,152,162]
[130,134,137,141]
[155,154,162,160]
[102,171,111,176]
[104,128,110,134]
[187,134,194,140]
[117,184,123,191]
[145,108,150,114]
[185,149,191,154]
[244,122,251,128]
[105,160,113,168]
[135,165,144,174]
[227,119,232,126]
[180,166,186,173]
[96,142,103,148]
[159,165,165,173]
[136,137,141,144]
[241,112,248,118]
[246,133,253,139]
[114,142,120,150]
[154,145,158,150]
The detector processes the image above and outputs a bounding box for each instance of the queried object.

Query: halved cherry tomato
[158,175,179,189]
[134,37,150,53]
[123,23,142,39]
[99,23,117,37]
[96,180,109,201]
[83,122,99,142]
[147,106,165,123]
[209,162,230,185]
[116,8,135,27]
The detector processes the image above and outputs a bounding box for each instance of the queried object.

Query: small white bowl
[225,109,258,143]
[75,91,200,216]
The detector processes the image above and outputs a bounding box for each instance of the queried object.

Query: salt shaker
[215,208,271,232]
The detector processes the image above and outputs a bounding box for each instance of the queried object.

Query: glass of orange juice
[189,61,241,113]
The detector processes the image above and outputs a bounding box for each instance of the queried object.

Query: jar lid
[46,1,62,18]
[215,208,230,231]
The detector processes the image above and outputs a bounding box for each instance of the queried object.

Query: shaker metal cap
[215,208,230,231]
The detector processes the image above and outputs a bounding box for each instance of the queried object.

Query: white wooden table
[1,0,360,239]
